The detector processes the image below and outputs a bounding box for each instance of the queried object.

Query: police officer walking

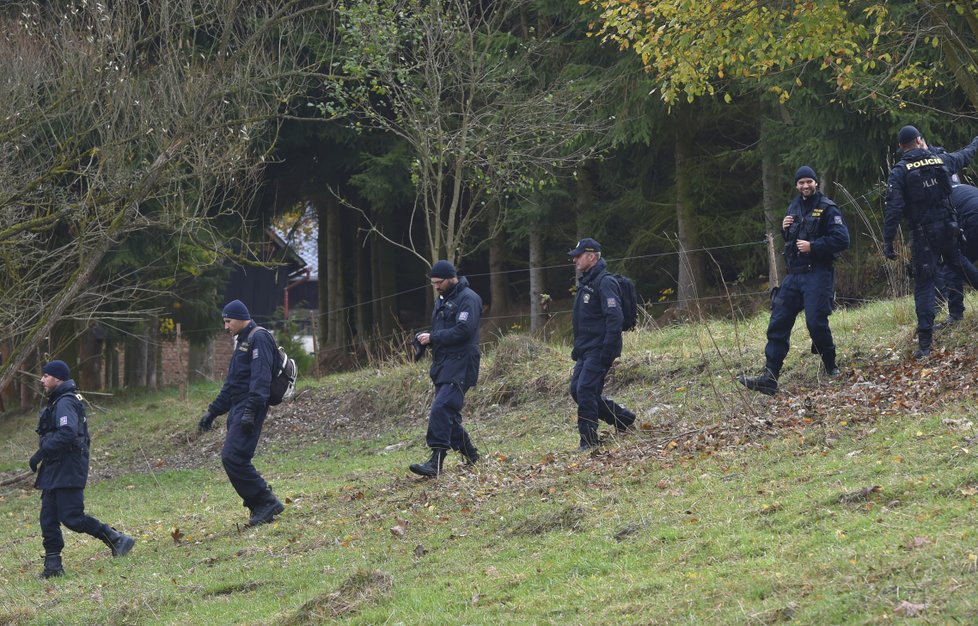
[883,125,978,358]
[739,166,850,396]
[29,360,135,578]
[937,183,978,326]
[568,238,635,450]
[409,260,482,477]
[197,300,284,525]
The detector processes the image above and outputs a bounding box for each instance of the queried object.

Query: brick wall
[159,333,235,387]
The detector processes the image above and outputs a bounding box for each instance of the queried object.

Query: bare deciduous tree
[335,0,610,267]
[0,0,336,394]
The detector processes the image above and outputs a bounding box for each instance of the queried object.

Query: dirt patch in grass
[509,504,586,536]
[283,569,393,624]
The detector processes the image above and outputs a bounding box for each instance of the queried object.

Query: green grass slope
[2,297,978,624]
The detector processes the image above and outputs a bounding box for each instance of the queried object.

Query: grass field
[2,297,978,624]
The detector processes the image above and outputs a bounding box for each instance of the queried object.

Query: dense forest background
[2,0,978,405]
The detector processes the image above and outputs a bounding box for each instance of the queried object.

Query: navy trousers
[764,268,836,376]
[425,383,475,454]
[912,224,978,348]
[221,402,271,508]
[40,488,107,555]
[570,351,609,446]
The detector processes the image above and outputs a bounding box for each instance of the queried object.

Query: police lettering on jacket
[572,257,624,357]
[428,276,482,389]
[885,138,978,242]
[782,191,850,272]
[34,379,90,490]
[208,320,276,416]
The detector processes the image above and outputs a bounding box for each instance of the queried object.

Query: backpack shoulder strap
[242,325,270,349]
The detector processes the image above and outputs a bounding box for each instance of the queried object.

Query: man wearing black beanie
[739,166,850,395]
[197,299,285,525]
[409,260,483,477]
[30,360,135,578]
[883,125,978,358]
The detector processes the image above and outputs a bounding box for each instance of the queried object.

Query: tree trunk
[674,103,705,312]
[316,199,329,356]
[760,117,785,287]
[146,316,159,391]
[488,203,510,314]
[355,235,369,343]
[528,226,546,333]
[370,230,397,336]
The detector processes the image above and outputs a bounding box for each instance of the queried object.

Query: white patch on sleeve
[253,348,259,359]
[458,311,469,321]
[834,215,843,224]
[607,298,618,308]
[59,415,68,426]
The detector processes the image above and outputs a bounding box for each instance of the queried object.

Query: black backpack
[607,273,639,331]
[244,326,298,406]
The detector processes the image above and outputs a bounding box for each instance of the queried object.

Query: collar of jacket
[440,276,469,300]
[47,379,77,402]
[579,257,608,287]
[236,320,257,341]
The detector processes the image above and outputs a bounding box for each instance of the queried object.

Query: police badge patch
[59,415,69,426]
[583,294,591,303]
[834,216,843,224]
[607,298,617,308]
[253,348,259,359]
[459,311,469,321]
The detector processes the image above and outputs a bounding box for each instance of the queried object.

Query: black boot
[613,403,636,432]
[409,449,447,477]
[737,369,778,396]
[459,432,480,465]
[578,417,600,451]
[248,491,285,526]
[914,332,932,360]
[100,526,135,557]
[41,553,64,579]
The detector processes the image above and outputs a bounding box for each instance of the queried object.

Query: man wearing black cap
[30,360,135,578]
[883,125,978,358]
[197,299,284,524]
[568,238,635,450]
[409,260,483,477]
[739,166,850,395]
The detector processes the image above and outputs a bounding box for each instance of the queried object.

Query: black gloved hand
[197,412,215,434]
[240,409,255,436]
[600,348,616,368]
[570,347,581,361]
[29,450,43,473]
[411,335,427,362]
[883,241,897,260]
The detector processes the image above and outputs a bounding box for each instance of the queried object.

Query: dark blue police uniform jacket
[208,320,276,418]
[884,140,978,245]
[34,380,90,491]
[952,184,978,259]
[885,139,978,338]
[571,257,623,360]
[782,191,849,274]
[429,276,482,390]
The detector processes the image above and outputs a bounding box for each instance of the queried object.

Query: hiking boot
[913,347,931,360]
[737,370,778,396]
[613,404,636,432]
[935,316,962,331]
[461,449,480,466]
[409,449,447,477]
[248,494,285,526]
[40,553,64,579]
[825,367,841,377]
[100,527,135,557]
